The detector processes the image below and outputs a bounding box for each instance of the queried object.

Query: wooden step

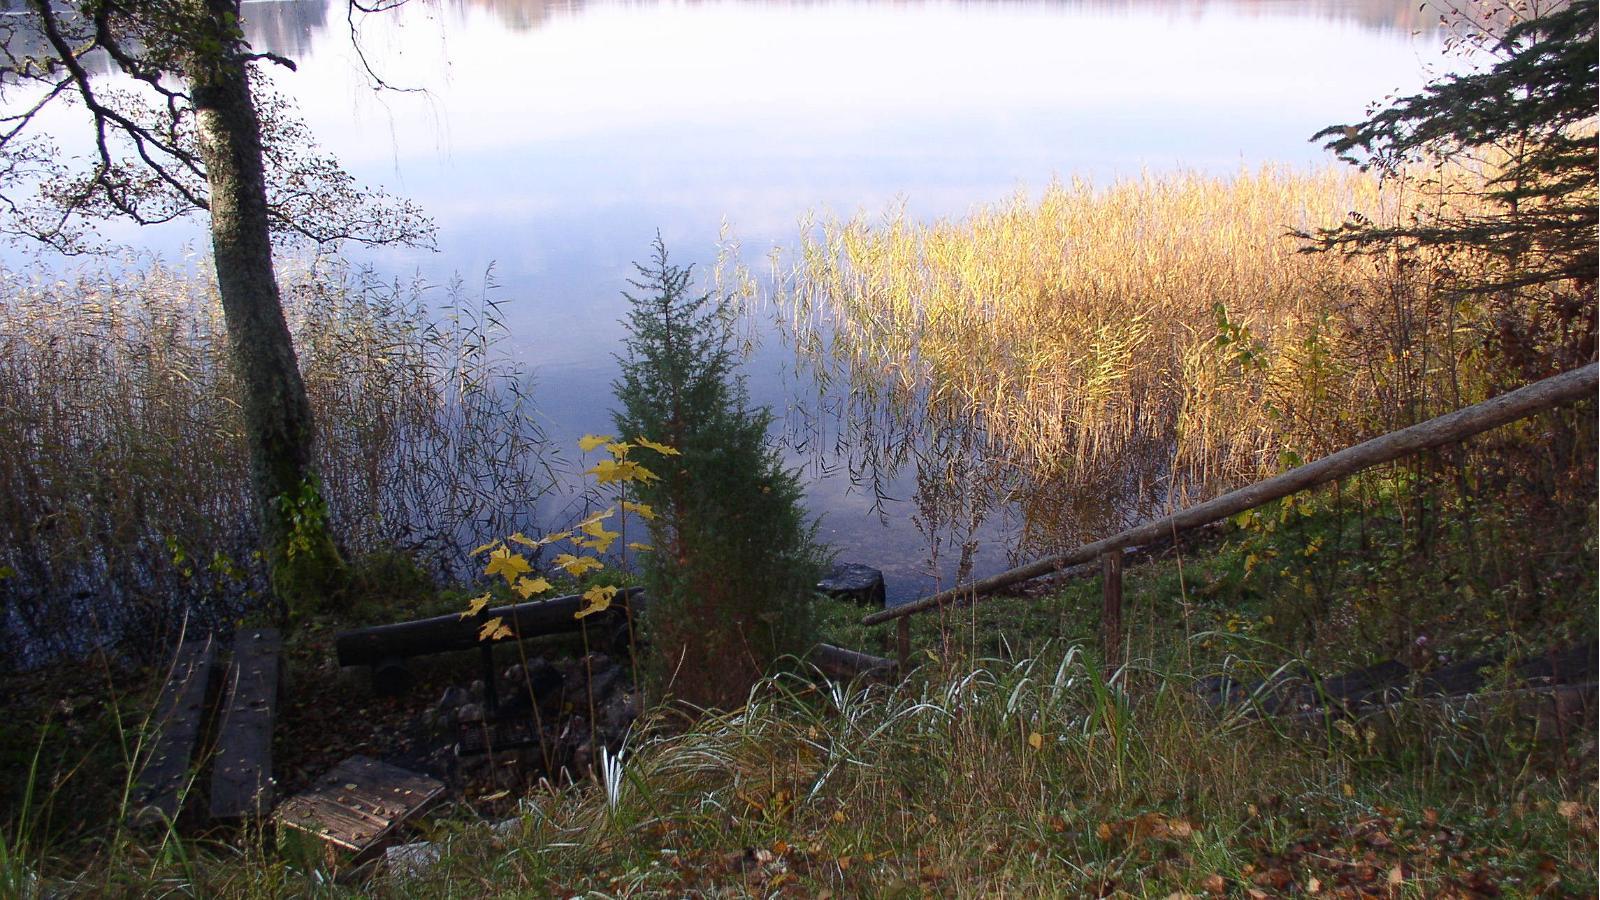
[130,634,218,827]
[275,755,445,859]
[209,628,282,820]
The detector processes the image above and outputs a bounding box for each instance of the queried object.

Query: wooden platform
[275,755,444,858]
[210,628,283,820]
[130,635,218,827]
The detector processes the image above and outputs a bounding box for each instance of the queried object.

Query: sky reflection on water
[8,0,1464,600]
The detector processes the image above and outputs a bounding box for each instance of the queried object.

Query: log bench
[335,589,645,697]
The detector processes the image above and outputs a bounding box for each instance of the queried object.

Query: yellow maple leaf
[1028,731,1043,751]
[574,584,618,619]
[507,532,539,548]
[586,458,624,484]
[553,553,604,577]
[470,539,502,556]
[574,507,615,530]
[484,546,532,584]
[578,433,615,452]
[458,592,492,620]
[627,541,654,552]
[578,519,621,553]
[587,459,659,485]
[622,500,656,520]
[634,436,681,456]
[604,441,634,458]
[478,616,513,641]
[537,530,571,546]
[513,575,552,599]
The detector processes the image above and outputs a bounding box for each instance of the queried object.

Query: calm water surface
[15,0,1462,601]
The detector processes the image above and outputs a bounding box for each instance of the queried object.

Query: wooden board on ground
[275,755,445,858]
[130,634,218,827]
[210,627,282,820]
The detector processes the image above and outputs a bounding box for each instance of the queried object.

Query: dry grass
[0,257,551,666]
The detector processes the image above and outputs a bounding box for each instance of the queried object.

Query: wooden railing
[864,364,1599,669]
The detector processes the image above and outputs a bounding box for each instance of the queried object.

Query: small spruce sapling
[612,237,825,709]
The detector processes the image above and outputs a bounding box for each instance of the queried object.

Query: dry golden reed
[764,165,1497,544]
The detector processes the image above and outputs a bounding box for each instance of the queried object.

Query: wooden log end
[372,658,416,697]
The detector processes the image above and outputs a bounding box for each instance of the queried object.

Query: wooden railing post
[896,616,911,674]
[1101,550,1123,671]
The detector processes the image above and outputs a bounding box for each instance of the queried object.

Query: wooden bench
[209,627,283,820]
[129,634,218,827]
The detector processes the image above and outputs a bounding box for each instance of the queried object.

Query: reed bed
[0,258,551,667]
[763,164,1543,551]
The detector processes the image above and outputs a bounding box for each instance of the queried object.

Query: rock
[457,702,484,723]
[587,665,621,702]
[817,562,887,607]
[504,657,561,700]
[600,689,639,737]
[386,841,440,879]
[434,687,469,727]
[436,686,469,712]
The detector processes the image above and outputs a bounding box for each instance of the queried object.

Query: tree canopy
[0,0,432,254]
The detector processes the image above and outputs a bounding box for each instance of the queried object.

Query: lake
[7,0,1463,603]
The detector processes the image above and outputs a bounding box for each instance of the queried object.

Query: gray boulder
[817,562,887,607]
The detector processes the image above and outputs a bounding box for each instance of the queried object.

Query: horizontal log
[865,363,1598,626]
[1276,681,1598,739]
[336,588,645,668]
[808,642,896,681]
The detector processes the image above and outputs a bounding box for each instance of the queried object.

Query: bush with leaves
[613,238,825,709]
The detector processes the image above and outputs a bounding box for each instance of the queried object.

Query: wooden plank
[209,628,282,820]
[334,587,645,668]
[275,755,444,857]
[130,635,217,827]
[864,363,1598,626]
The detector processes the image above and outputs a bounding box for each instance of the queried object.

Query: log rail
[862,364,1599,666]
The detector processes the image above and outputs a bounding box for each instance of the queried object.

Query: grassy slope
[3,486,1594,898]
